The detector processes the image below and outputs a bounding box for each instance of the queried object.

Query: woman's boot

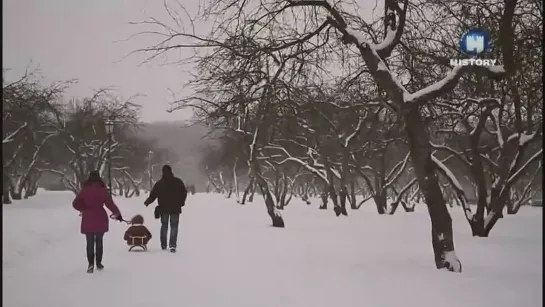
[87,252,94,273]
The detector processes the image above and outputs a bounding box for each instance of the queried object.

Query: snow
[443,251,461,272]
[3,191,542,307]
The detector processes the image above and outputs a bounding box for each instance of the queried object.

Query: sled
[128,236,148,252]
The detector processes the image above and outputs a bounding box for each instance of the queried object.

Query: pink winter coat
[72,182,121,234]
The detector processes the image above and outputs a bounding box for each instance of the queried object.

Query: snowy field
[3,190,542,307]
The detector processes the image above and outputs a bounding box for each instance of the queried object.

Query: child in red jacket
[123,215,152,251]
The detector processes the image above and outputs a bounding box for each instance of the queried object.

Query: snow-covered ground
[3,190,542,307]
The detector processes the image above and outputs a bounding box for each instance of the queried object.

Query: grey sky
[3,0,382,123]
[3,0,195,123]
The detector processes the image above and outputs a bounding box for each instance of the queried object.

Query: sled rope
[109,214,131,225]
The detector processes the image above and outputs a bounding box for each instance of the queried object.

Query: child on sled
[123,214,152,251]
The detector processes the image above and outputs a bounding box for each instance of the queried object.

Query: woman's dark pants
[85,233,104,266]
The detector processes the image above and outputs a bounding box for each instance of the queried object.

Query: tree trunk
[240,177,254,205]
[23,179,31,199]
[277,176,286,210]
[233,159,240,202]
[280,176,293,209]
[476,199,508,237]
[10,191,22,200]
[301,182,312,204]
[326,163,346,216]
[403,106,461,272]
[3,191,12,204]
[373,192,387,214]
[226,187,233,198]
[349,178,357,209]
[24,174,40,198]
[8,174,26,200]
[338,185,349,215]
[389,199,400,215]
[248,187,255,202]
[26,182,39,197]
[337,152,350,215]
[319,184,328,209]
[23,181,35,198]
[506,201,522,214]
[301,190,311,205]
[3,173,12,204]
[468,192,511,237]
[263,187,285,227]
[10,180,23,200]
[115,178,124,196]
[254,167,284,227]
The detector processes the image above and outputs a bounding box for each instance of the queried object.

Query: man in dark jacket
[144,165,187,253]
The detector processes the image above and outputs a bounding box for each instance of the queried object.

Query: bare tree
[404,0,543,236]
[40,91,140,194]
[3,69,68,202]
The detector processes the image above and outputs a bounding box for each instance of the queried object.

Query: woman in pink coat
[73,170,123,273]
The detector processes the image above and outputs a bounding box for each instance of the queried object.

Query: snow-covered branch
[509,163,540,213]
[506,149,543,186]
[265,145,329,184]
[390,178,418,205]
[431,153,474,221]
[343,116,364,148]
[430,143,471,167]
[384,152,410,188]
[3,122,28,144]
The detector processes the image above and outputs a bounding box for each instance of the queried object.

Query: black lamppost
[148,150,154,191]
[105,117,115,197]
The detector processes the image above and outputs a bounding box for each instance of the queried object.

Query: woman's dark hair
[84,170,106,187]
[131,214,144,224]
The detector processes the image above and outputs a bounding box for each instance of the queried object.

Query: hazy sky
[3,0,382,123]
[3,0,197,123]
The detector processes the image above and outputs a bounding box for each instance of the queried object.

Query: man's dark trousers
[160,213,180,249]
